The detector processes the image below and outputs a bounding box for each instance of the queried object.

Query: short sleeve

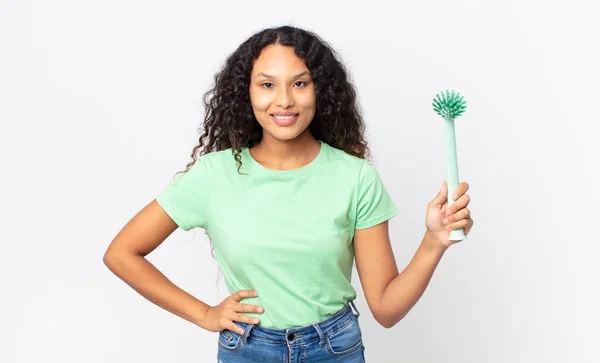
[155,158,211,231]
[355,161,398,230]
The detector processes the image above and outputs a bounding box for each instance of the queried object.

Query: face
[249,44,317,142]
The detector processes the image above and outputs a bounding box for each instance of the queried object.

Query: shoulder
[190,148,237,170]
[322,143,367,169]
[171,149,237,186]
[322,143,374,178]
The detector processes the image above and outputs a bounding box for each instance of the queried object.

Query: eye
[261,82,274,89]
[294,81,307,87]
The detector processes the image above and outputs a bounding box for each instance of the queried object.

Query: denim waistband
[232,300,361,347]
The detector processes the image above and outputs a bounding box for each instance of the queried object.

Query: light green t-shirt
[156,140,398,329]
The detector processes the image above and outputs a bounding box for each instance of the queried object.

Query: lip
[271,112,298,116]
[270,113,299,127]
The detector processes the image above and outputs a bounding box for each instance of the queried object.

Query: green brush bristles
[432,90,467,121]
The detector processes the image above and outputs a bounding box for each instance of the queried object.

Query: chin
[261,122,312,142]
[267,130,304,142]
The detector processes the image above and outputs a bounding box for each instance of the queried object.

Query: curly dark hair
[177,25,370,176]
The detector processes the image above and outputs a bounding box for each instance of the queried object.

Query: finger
[451,182,470,201]
[446,218,470,230]
[226,323,246,336]
[236,303,264,314]
[443,208,470,225]
[233,290,258,301]
[446,194,470,215]
[466,218,474,230]
[431,181,448,206]
[235,312,260,325]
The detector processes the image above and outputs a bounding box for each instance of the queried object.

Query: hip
[217,300,366,362]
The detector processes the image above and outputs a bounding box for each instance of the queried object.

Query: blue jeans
[217,300,366,362]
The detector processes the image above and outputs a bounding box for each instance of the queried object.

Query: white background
[1,0,598,362]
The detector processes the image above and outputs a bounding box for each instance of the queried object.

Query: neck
[250,131,321,170]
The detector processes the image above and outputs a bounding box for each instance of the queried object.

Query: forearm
[378,231,447,328]
[103,252,211,329]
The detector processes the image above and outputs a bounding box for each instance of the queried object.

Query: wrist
[424,230,449,253]
[194,304,212,329]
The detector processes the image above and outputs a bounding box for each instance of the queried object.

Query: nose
[275,87,295,108]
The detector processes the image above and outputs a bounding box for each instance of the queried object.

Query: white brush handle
[445,118,466,241]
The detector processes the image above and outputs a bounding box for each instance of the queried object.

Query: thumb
[432,180,448,206]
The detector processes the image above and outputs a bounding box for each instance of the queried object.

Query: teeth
[273,115,296,120]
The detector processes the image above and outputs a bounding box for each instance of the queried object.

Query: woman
[103,25,474,362]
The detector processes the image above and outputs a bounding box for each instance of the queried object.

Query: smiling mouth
[271,114,299,120]
[270,113,299,126]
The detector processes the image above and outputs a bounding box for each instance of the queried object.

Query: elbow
[378,318,397,329]
[103,249,117,270]
[103,245,145,276]
[374,313,393,329]
[103,247,129,271]
[374,311,406,329]
[382,321,395,329]
[103,238,136,267]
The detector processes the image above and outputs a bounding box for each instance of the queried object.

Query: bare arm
[102,199,212,329]
[354,222,446,328]
[354,181,473,328]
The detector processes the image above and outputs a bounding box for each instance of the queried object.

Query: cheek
[298,93,316,113]
[250,90,273,112]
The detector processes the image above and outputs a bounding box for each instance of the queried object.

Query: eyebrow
[254,71,311,79]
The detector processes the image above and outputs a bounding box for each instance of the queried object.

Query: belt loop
[312,323,326,348]
[241,323,254,345]
[349,300,360,318]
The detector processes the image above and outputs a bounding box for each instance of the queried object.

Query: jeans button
[287,333,295,341]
